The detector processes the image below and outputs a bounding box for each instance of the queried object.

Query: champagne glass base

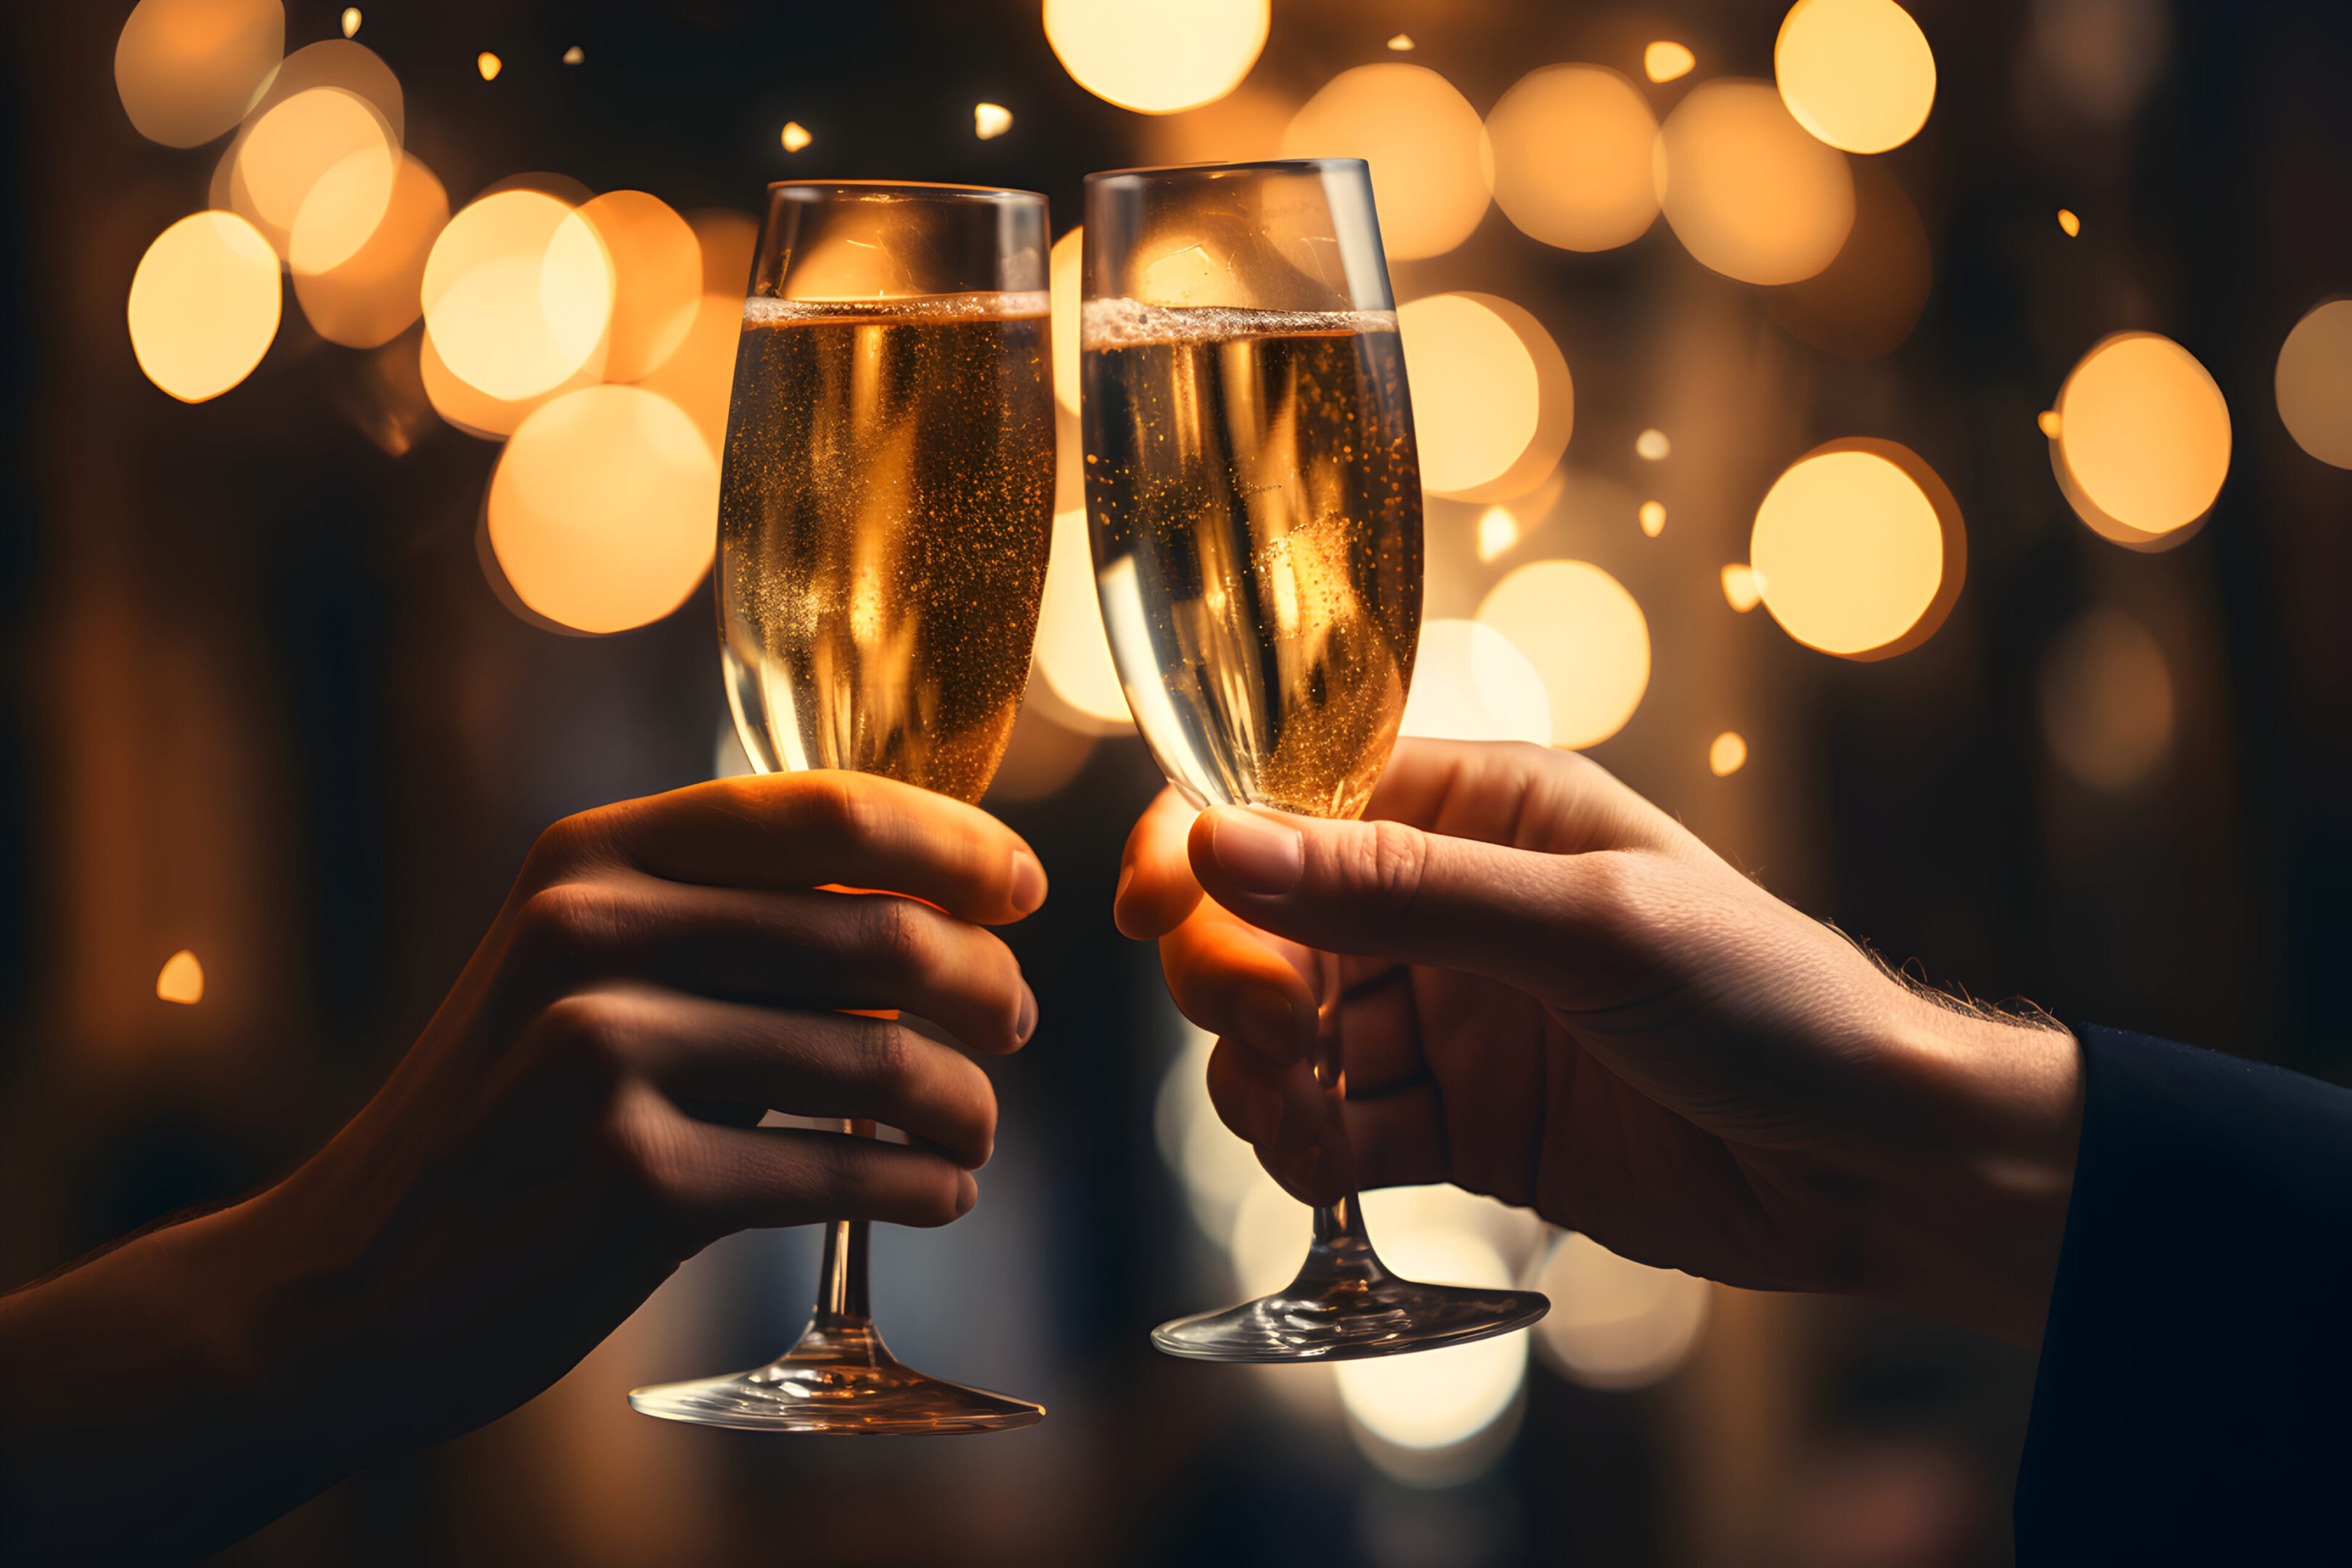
[1152,1277,1549,1363]
[628,1320,1043,1434]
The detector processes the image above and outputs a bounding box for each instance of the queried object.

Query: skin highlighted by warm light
[1396,292,1573,500]
[1399,619,1553,746]
[1532,1233,1712,1390]
[1034,507,1134,731]
[2274,298,2352,469]
[780,121,812,152]
[478,52,502,81]
[1646,41,1697,83]
[422,189,614,402]
[1774,0,1937,155]
[156,950,205,1005]
[2052,332,2231,550]
[580,190,701,382]
[1640,500,1666,536]
[1709,730,1749,776]
[2038,605,2175,792]
[1479,560,1650,750]
[1722,563,1763,612]
[486,385,719,634]
[1655,80,1854,286]
[1043,0,1270,115]
[128,211,283,402]
[974,102,1014,139]
[341,7,359,36]
[293,153,448,349]
[1486,65,1660,253]
[1749,438,1965,660]
[1282,64,1493,261]
[1636,427,1671,460]
[2057,207,2081,237]
[115,0,285,149]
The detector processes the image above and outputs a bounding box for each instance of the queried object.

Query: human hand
[1116,739,2079,1347]
[0,771,1043,1556]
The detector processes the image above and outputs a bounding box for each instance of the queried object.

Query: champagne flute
[1081,159,1550,1362]
[629,181,1053,1432]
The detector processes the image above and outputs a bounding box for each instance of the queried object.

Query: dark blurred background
[7,0,2352,1563]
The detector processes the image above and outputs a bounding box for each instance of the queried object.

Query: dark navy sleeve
[2014,1025,2352,1564]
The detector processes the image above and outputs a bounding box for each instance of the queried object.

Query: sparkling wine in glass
[628,181,1053,1432]
[1081,159,1549,1362]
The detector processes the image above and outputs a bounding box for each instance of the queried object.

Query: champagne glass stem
[1305,949,1381,1274]
[812,1117,875,1331]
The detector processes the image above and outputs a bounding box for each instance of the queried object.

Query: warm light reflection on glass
[1050,228,1083,413]
[478,52,502,81]
[2052,332,2230,549]
[580,191,701,382]
[128,211,282,402]
[1336,1230,1529,1450]
[1282,64,1493,262]
[1044,0,1270,114]
[1036,508,1134,729]
[2039,606,2174,791]
[973,102,1014,139]
[1400,619,1553,746]
[157,950,205,1005]
[486,385,718,634]
[423,189,613,402]
[780,121,812,152]
[1487,65,1659,253]
[1636,427,1670,460]
[1645,41,1696,83]
[1656,81,1853,286]
[2057,208,2081,237]
[1532,1233,1712,1389]
[294,153,446,349]
[1479,561,1649,750]
[115,0,284,149]
[1710,730,1749,776]
[1640,500,1666,536]
[341,7,359,36]
[1751,441,1960,659]
[1722,563,1763,611]
[1397,294,1539,496]
[2275,300,2352,469]
[1774,0,1936,154]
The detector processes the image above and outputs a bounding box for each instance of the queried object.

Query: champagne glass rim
[1082,157,1370,185]
[766,179,1046,205]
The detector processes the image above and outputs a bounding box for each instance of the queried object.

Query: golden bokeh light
[1722,563,1763,611]
[2038,606,2175,792]
[423,189,614,403]
[987,690,1100,803]
[293,154,447,348]
[1387,33,1414,52]
[115,0,284,148]
[2030,0,2169,126]
[781,121,812,152]
[1397,293,1571,500]
[218,86,399,272]
[1710,731,1748,776]
[974,102,1015,139]
[1774,0,1937,155]
[1477,505,1519,562]
[232,37,404,140]
[1479,561,1650,750]
[478,52,502,81]
[1532,1233,1711,1390]
[1336,1230,1528,1451]
[421,331,559,440]
[1142,83,1295,166]
[1400,619,1553,746]
[1656,81,1854,286]
[157,950,205,1005]
[1640,500,1666,536]
[341,7,359,36]
[128,211,282,403]
[487,385,718,634]
[2274,299,2352,469]
[580,191,701,382]
[1050,228,1083,413]
[1752,439,1964,660]
[1486,65,1659,253]
[688,208,760,296]
[1646,41,1696,83]
[1636,428,1670,460]
[1763,160,1932,360]
[634,214,756,460]
[1281,65,1493,262]
[2038,409,2063,438]
[563,45,585,65]
[1035,507,1134,730]
[2052,332,2230,550]
[1043,0,1270,115]
[2057,207,2081,237]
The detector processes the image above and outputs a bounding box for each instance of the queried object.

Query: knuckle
[1353,820,1431,907]
[799,772,885,852]
[859,896,934,974]
[529,989,640,1085]
[594,1086,690,1206]
[527,811,608,879]
[513,880,628,968]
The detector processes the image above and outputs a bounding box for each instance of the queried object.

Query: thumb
[1186,804,1614,997]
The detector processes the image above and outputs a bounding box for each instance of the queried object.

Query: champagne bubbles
[1485,65,1661,254]
[2039,607,2174,791]
[1043,0,1270,115]
[1282,65,1492,261]
[156,950,205,1005]
[1397,293,1572,500]
[1750,440,1962,659]
[1655,81,1854,286]
[127,212,282,402]
[1531,1233,1712,1390]
[1400,620,1553,746]
[2274,300,2352,468]
[1479,561,1650,750]
[2050,332,2230,550]
[579,191,701,382]
[1774,0,1937,155]
[486,385,718,634]
[115,0,284,148]
[293,154,447,348]
[423,189,614,404]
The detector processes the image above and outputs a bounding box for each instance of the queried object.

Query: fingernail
[956,1172,979,1215]
[1014,981,1038,1045]
[1236,989,1297,1056]
[1209,807,1304,894]
[1009,851,1048,915]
